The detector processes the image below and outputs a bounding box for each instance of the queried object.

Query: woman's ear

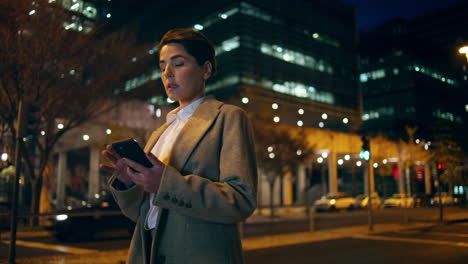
[202,61,212,80]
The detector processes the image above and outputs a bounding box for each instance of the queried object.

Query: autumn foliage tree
[254,122,314,217]
[0,0,144,225]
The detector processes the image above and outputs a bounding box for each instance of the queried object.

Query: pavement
[1,206,468,264]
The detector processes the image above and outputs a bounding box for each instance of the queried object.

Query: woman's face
[159,43,211,108]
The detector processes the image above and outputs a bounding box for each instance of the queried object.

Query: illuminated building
[115,0,361,133]
[360,1,468,142]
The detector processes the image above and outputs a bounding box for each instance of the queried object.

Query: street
[1,206,467,263]
[245,222,468,264]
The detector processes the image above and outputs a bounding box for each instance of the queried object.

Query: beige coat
[109,97,257,264]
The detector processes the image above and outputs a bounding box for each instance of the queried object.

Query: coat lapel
[169,98,223,171]
[144,122,170,153]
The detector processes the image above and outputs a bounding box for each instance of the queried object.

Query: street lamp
[459,46,468,64]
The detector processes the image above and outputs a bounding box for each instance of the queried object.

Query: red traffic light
[437,163,445,170]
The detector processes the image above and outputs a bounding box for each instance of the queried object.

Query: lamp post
[459,46,468,64]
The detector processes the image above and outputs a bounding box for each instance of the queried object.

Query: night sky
[338,0,468,31]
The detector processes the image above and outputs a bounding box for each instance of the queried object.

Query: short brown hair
[158,28,217,77]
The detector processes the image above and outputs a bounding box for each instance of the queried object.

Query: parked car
[352,192,381,209]
[314,192,354,212]
[44,192,134,242]
[383,193,415,208]
[430,192,456,206]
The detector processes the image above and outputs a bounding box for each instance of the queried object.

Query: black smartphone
[111,139,153,172]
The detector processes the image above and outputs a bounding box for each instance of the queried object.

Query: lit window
[359,73,368,82]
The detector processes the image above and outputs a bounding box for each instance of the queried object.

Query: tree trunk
[29,176,42,226]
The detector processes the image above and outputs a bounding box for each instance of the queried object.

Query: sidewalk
[2,207,468,264]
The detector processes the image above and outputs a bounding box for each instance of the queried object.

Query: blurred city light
[241,97,249,104]
[1,153,8,162]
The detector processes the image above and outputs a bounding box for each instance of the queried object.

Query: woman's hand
[100,145,134,188]
[120,152,165,193]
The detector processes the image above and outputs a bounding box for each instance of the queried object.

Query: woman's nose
[163,65,174,78]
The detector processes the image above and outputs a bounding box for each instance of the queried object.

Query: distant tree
[0,0,145,225]
[253,122,314,217]
[430,138,467,198]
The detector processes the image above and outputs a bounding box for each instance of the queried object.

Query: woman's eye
[175,62,184,67]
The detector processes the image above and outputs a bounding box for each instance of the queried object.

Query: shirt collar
[166,97,205,123]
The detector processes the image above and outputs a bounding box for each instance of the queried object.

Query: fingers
[146,152,163,166]
[99,164,115,173]
[126,167,146,185]
[122,158,148,173]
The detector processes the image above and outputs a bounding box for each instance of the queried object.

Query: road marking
[352,234,468,248]
[1,240,100,254]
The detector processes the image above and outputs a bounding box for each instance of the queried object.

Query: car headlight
[56,214,68,221]
[330,199,336,205]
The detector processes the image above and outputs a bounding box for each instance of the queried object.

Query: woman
[101,28,257,264]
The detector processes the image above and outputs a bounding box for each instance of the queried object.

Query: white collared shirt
[145,97,205,230]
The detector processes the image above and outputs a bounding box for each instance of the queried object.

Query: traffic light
[17,101,41,139]
[436,162,445,177]
[359,136,370,161]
